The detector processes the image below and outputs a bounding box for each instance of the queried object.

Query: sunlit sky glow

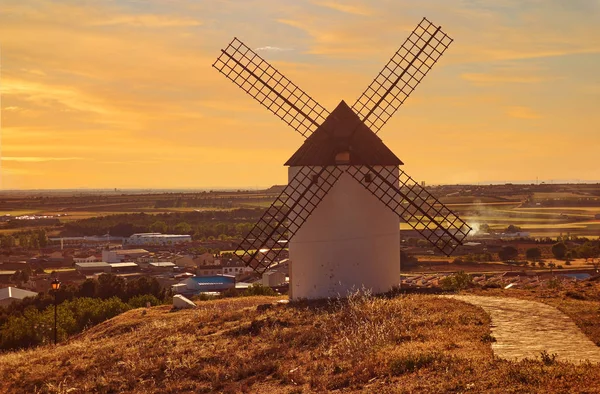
[1,0,599,189]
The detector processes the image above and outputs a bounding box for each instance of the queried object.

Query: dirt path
[446,295,600,363]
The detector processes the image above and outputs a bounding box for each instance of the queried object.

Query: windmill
[213,18,472,299]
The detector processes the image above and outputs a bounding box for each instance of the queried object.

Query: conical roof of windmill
[284,100,403,166]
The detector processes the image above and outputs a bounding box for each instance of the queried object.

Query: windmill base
[288,167,400,300]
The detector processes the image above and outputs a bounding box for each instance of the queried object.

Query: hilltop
[2,293,600,393]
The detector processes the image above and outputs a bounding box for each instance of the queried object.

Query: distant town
[0,182,598,306]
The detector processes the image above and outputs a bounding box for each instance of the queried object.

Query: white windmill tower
[213,18,471,299]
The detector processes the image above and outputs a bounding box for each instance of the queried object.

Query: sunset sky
[1,0,599,189]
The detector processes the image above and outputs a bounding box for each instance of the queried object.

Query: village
[0,231,292,307]
[1,225,598,307]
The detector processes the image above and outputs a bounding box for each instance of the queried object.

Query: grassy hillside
[1,294,600,393]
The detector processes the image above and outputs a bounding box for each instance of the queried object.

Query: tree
[97,274,126,300]
[175,222,192,234]
[498,246,518,261]
[35,229,48,248]
[575,242,599,262]
[525,247,542,262]
[1,235,16,248]
[506,225,522,233]
[551,242,568,259]
[78,279,98,298]
[150,221,168,234]
[126,277,161,300]
[110,223,136,237]
[18,235,30,249]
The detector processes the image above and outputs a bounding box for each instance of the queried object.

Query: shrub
[222,288,240,298]
[128,294,162,309]
[440,271,472,292]
[547,278,561,289]
[193,293,220,302]
[540,350,558,366]
[243,283,277,297]
[565,291,586,300]
[389,352,441,375]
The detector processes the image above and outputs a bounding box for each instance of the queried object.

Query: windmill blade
[213,38,329,138]
[346,165,471,255]
[235,165,344,273]
[352,18,453,134]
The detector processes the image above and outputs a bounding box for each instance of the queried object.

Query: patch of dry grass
[1,293,600,393]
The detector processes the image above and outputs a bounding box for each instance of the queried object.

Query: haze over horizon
[1,0,599,190]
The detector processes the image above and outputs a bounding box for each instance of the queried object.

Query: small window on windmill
[335,151,351,164]
[364,173,373,183]
[311,174,319,185]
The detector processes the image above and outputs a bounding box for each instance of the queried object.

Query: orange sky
[1,0,599,189]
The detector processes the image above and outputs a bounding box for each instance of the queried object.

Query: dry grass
[1,293,600,393]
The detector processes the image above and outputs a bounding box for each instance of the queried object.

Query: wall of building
[288,166,400,300]
[127,234,192,245]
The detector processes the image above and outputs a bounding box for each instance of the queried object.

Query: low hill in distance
[2,293,600,393]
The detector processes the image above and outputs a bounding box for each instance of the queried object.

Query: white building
[262,271,286,287]
[75,262,111,274]
[285,101,401,300]
[73,255,100,264]
[102,248,149,263]
[222,261,252,276]
[126,233,192,246]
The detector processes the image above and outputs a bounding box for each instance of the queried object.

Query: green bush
[243,283,277,297]
[193,293,220,302]
[0,297,130,351]
[440,271,472,292]
[128,294,162,309]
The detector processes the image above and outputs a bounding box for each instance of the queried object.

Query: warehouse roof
[75,262,110,268]
[108,262,139,268]
[0,287,38,301]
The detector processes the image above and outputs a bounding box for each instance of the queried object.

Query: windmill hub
[213,18,472,299]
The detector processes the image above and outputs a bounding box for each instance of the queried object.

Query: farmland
[0,183,598,239]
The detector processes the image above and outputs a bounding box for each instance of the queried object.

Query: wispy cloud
[92,14,202,28]
[255,46,294,52]
[310,0,373,16]
[461,73,549,86]
[1,157,84,162]
[506,106,541,119]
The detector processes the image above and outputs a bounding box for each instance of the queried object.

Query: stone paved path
[446,295,600,363]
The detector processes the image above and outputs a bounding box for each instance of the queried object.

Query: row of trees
[62,209,265,238]
[551,241,599,261]
[497,241,599,264]
[0,229,48,250]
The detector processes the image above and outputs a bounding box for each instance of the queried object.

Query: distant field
[0,210,42,216]
[1,185,599,239]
